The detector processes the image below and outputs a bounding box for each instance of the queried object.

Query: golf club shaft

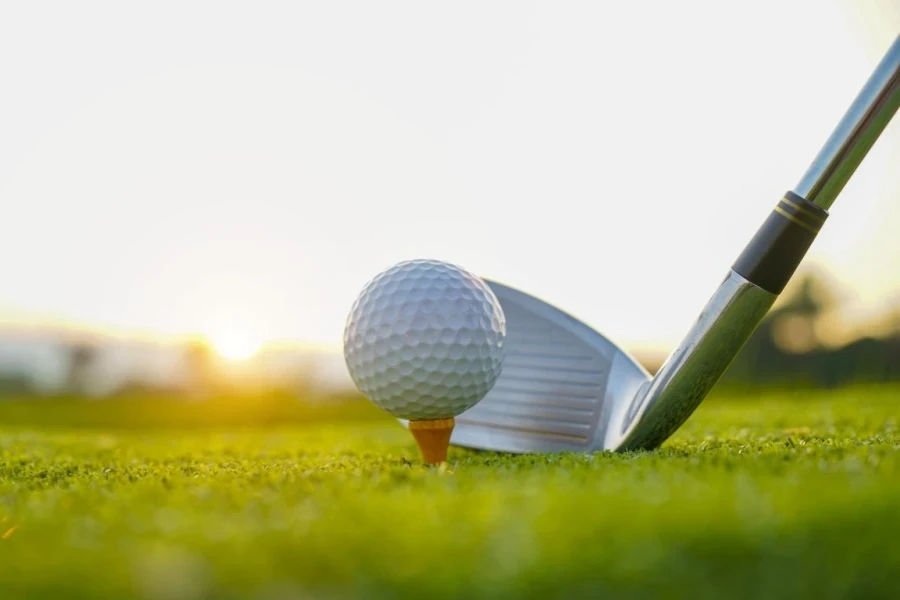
[619,35,900,451]
[796,35,900,210]
[734,34,899,297]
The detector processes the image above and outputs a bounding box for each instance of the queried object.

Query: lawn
[0,386,897,599]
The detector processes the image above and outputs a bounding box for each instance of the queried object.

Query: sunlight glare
[210,331,262,361]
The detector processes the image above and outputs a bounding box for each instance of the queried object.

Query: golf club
[446,34,900,454]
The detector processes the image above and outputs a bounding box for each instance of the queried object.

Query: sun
[209,331,263,361]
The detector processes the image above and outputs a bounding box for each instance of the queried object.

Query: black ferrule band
[732,191,829,295]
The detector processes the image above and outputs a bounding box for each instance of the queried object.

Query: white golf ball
[343,259,506,421]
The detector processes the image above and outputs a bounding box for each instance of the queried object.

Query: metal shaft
[795,35,900,210]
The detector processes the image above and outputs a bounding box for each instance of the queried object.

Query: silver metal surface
[614,270,775,451]
[794,35,900,210]
[450,280,649,453]
[450,272,773,453]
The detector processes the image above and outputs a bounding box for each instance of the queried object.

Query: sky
[1,0,899,357]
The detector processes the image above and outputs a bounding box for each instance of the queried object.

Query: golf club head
[449,280,651,454]
[448,270,778,455]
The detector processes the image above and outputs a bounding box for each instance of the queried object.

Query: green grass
[0,386,898,599]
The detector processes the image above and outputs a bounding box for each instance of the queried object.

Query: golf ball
[343,259,506,420]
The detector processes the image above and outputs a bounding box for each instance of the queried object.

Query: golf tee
[408,418,455,464]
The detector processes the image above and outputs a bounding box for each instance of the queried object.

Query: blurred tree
[63,343,98,396]
[782,273,834,316]
[182,340,217,399]
[769,272,835,353]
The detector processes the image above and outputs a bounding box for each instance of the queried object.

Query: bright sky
[1,1,898,355]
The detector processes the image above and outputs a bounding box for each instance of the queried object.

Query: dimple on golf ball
[343,259,506,421]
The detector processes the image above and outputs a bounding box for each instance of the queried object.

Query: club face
[449,280,651,454]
